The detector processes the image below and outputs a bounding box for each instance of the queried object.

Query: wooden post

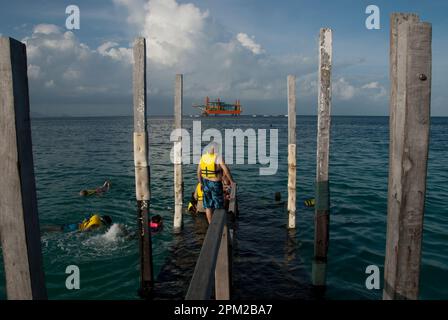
[312,28,332,288]
[215,224,230,300]
[133,37,153,298]
[384,14,431,300]
[0,37,47,300]
[287,75,297,229]
[173,74,183,233]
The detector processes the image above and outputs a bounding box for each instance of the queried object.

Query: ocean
[0,115,447,300]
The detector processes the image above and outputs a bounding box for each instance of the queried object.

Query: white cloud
[236,33,264,55]
[44,80,55,88]
[63,68,81,80]
[362,82,380,89]
[21,23,133,106]
[361,81,387,99]
[116,0,209,66]
[33,24,61,35]
[333,77,356,100]
[97,41,133,63]
[27,64,40,79]
[20,0,387,116]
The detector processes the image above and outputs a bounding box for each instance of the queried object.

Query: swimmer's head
[151,215,162,223]
[79,190,88,196]
[101,215,113,226]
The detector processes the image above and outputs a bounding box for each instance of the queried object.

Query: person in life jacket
[197,142,235,224]
[303,198,315,208]
[187,183,205,214]
[41,214,113,233]
[71,214,112,232]
[79,180,111,196]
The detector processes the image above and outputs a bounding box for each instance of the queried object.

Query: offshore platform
[193,97,242,116]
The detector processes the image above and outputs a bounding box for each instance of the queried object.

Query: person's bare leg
[205,208,213,224]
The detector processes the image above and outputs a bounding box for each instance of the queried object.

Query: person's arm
[220,160,235,185]
[197,163,203,188]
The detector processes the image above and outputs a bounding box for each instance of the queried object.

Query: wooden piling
[312,28,332,288]
[173,74,183,233]
[0,37,47,299]
[133,37,154,298]
[287,75,297,229]
[384,14,432,300]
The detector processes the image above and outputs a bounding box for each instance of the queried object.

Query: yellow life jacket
[200,152,220,179]
[304,198,315,208]
[79,214,102,231]
[196,183,203,201]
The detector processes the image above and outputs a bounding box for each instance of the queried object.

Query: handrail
[186,209,229,300]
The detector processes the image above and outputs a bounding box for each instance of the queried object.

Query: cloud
[333,77,356,100]
[362,81,380,89]
[236,33,264,55]
[19,0,389,116]
[33,24,60,35]
[44,80,55,88]
[115,0,209,66]
[27,64,40,79]
[361,81,387,99]
[97,41,133,63]
[21,24,133,109]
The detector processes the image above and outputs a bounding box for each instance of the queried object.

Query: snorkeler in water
[79,180,111,196]
[149,215,163,234]
[41,214,113,233]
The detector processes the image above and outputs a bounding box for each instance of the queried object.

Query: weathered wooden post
[312,28,332,288]
[287,75,297,229]
[384,13,432,300]
[173,74,183,233]
[0,37,47,300]
[133,37,154,297]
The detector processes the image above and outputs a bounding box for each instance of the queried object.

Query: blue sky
[0,0,446,116]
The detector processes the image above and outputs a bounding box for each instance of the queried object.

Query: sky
[0,0,447,116]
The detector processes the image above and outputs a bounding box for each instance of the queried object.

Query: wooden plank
[0,37,47,299]
[133,37,153,298]
[186,209,226,300]
[384,17,431,300]
[312,28,332,287]
[287,75,297,229]
[173,74,183,232]
[215,224,230,300]
[228,183,237,214]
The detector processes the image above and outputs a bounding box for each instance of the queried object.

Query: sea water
[0,116,447,300]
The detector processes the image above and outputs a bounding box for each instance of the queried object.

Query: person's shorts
[202,179,224,210]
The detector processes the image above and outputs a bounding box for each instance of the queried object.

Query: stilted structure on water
[193,97,242,116]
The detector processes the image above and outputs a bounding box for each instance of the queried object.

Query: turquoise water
[0,116,447,300]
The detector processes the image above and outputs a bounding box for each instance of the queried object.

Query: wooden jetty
[0,10,433,300]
